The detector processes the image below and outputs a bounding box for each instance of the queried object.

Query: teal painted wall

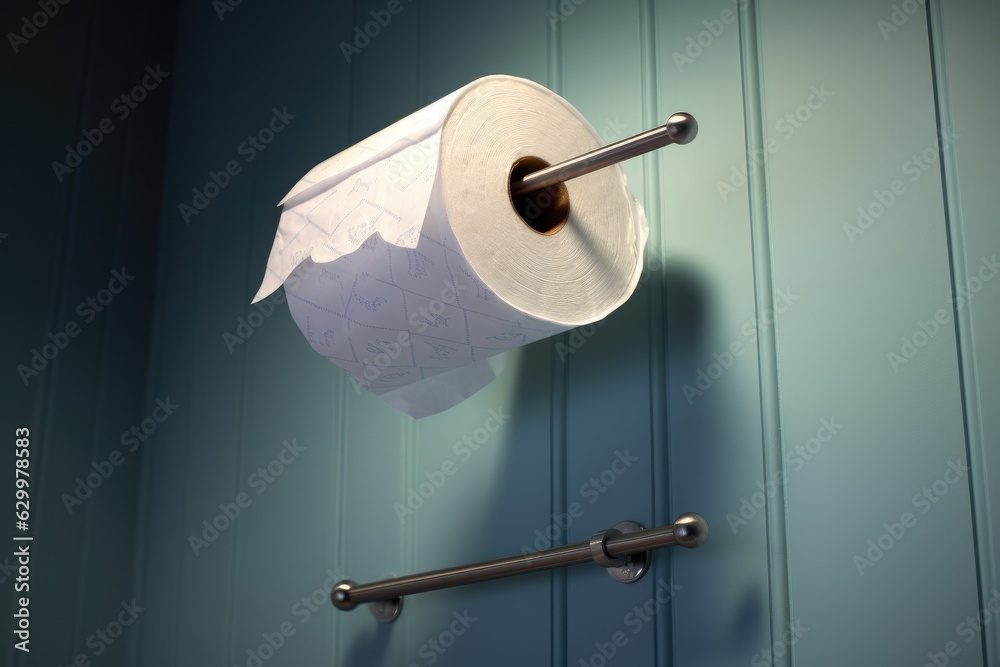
[4,1,997,666]
[0,1,176,665]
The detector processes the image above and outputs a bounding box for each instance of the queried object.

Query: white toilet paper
[254,75,648,418]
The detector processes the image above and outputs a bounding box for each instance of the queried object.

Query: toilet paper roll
[254,75,648,418]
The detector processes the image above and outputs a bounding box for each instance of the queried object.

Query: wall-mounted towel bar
[332,512,708,623]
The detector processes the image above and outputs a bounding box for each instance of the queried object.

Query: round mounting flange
[604,520,650,584]
[369,597,402,624]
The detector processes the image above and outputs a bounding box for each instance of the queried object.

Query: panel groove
[547,2,568,663]
[335,4,359,661]
[925,2,997,665]
[406,7,421,662]
[334,373,347,664]
[549,350,568,667]
[552,48,567,667]
[638,1,671,665]
[737,2,792,665]
[403,407,416,663]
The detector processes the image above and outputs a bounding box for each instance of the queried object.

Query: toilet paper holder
[331,512,708,623]
[510,112,698,198]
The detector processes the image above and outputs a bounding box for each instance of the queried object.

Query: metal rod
[332,513,707,619]
[510,112,698,198]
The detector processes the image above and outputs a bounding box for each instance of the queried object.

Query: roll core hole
[508,156,570,236]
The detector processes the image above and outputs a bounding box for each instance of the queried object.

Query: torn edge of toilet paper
[253,88,462,301]
[251,86,509,419]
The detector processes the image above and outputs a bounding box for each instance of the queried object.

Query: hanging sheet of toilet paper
[253,75,648,418]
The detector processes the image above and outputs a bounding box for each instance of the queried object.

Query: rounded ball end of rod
[666,113,698,145]
[673,512,709,548]
[332,580,357,611]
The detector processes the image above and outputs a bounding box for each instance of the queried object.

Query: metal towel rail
[332,513,708,623]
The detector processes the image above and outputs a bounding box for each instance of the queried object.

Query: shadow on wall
[342,622,393,665]
[379,259,721,659]
[662,256,769,660]
[333,256,772,662]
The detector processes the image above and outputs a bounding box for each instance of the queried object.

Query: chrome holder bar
[509,112,698,198]
[332,513,708,623]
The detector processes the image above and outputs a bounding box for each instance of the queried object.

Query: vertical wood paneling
[0,1,175,666]
[546,4,569,664]
[932,1,1000,664]
[134,188,195,667]
[738,3,791,666]
[756,1,982,664]
[175,89,252,667]
[227,3,352,667]
[654,1,775,665]
[335,1,413,664]
[134,21,203,655]
[561,3,660,665]
[414,3,554,666]
[75,3,179,664]
[4,0,107,664]
[131,3,209,652]
[636,2,674,663]
[122,2,999,667]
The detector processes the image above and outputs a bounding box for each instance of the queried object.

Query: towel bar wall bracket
[332,512,708,623]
